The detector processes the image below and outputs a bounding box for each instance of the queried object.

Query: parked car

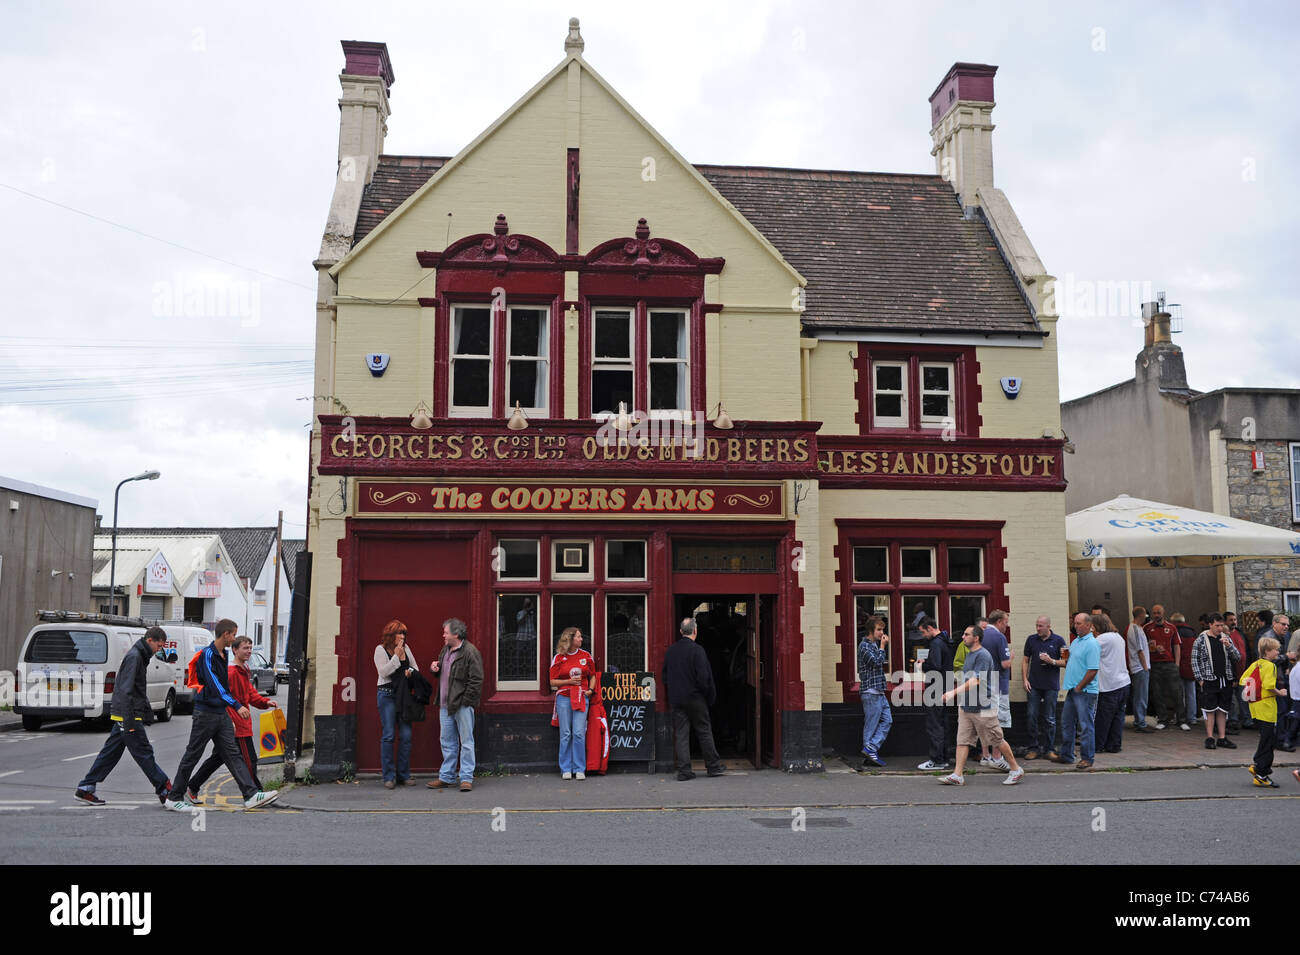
[15,610,177,731]
[273,660,290,684]
[247,650,277,696]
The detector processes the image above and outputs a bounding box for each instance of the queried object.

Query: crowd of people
[859,605,1299,788]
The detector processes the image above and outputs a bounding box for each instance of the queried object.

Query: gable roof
[281,539,306,590]
[113,527,276,582]
[354,155,448,246]
[696,165,1039,335]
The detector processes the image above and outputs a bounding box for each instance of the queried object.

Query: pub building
[304,24,1070,776]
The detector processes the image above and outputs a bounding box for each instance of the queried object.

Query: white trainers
[917,760,949,771]
[575,772,586,780]
[979,756,994,768]
[939,773,965,786]
[1003,767,1025,785]
[989,756,1011,771]
[562,772,572,780]
[164,798,195,813]
[1154,722,1166,730]
[1179,722,1192,731]
[242,790,279,811]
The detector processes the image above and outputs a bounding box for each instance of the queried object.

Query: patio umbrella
[1066,494,1300,610]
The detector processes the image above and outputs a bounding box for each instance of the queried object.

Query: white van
[158,623,214,712]
[14,611,178,731]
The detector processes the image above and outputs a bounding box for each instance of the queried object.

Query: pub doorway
[673,594,776,768]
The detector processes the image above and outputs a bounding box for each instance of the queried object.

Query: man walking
[1144,604,1182,729]
[1127,607,1153,732]
[1053,612,1101,770]
[939,624,1024,786]
[663,618,725,780]
[1021,615,1066,761]
[165,620,278,812]
[186,635,279,798]
[428,618,483,792]
[917,617,952,770]
[74,626,172,806]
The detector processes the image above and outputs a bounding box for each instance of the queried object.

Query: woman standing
[549,627,595,780]
[375,620,418,789]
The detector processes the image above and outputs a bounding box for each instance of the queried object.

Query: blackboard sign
[601,671,655,761]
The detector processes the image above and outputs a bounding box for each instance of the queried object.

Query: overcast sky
[2,0,1296,527]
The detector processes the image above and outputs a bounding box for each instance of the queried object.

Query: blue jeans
[1182,678,1198,724]
[1129,669,1150,727]
[860,691,892,753]
[439,705,476,783]
[1025,688,1058,753]
[556,693,588,774]
[78,721,170,795]
[377,688,411,783]
[1058,689,1098,763]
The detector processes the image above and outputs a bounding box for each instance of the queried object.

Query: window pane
[594,312,631,358]
[900,547,934,580]
[606,594,646,673]
[948,547,983,583]
[875,395,902,418]
[551,594,593,649]
[852,546,887,583]
[903,596,938,671]
[592,369,634,414]
[497,594,538,683]
[607,540,646,578]
[855,595,892,677]
[497,539,539,579]
[553,541,592,576]
[452,359,490,407]
[922,395,949,418]
[875,365,902,391]
[649,312,683,358]
[455,308,491,356]
[508,359,543,409]
[922,365,950,391]
[950,595,985,636]
[509,309,545,356]
[649,363,684,410]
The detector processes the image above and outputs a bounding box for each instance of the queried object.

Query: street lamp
[108,470,160,616]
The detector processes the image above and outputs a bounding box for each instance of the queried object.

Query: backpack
[185,649,206,691]
[1240,659,1265,703]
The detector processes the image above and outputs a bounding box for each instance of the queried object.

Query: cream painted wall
[802,337,1062,440]
[332,303,430,416]
[716,311,803,421]
[816,488,1070,705]
[793,477,822,710]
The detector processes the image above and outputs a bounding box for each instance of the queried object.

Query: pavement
[7,709,1293,812]
[275,716,1298,812]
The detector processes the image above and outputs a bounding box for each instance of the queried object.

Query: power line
[0,182,316,291]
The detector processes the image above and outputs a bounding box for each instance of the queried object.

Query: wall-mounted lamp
[507,401,529,431]
[711,401,734,430]
[410,401,433,430]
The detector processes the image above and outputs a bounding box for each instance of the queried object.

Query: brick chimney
[338,40,394,187]
[928,63,997,211]
[1136,299,1190,394]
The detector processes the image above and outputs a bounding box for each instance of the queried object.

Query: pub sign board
[602,670,655,761]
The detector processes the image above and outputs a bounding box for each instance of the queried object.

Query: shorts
[1199,683,1233,715]
[957,708,1005,749]
[996,691,1012,728]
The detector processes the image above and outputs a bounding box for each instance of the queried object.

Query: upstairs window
[588,304,692,418]
[855,346,979,436]
[449,304,550,417]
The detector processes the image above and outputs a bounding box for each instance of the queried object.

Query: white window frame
[919,361,955,426]
[606,540,647,581]
[496,539,540,582]
[449,304,494,417]
[605,593,648,671]
[1290,442,1300,523]
[872,361,908,428]
[551,540,594,581]
[647,309,690,417]
[1283,591,1300,617]
[899,546,936,583]
[506,305,549,417]
[591,308,635,418]
[497,592,539,691]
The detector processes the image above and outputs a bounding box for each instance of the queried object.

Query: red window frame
[578,297,705,418]
[853,344,981,436]
[833,519,1006,701]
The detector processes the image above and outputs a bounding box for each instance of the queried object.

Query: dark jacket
[110,636,155,723]
[192,642,242,714]
[397,667,433,722]
[663,636,716,707]
[922,630,953,676]
[433,640,483,714]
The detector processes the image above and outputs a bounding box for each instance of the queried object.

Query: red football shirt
[549,650,595,690]
[1144,621,1180,663]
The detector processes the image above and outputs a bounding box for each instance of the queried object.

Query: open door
[746,598,761,769]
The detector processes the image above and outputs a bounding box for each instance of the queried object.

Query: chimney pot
[341,40,395,90]
[928,62,998,211]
